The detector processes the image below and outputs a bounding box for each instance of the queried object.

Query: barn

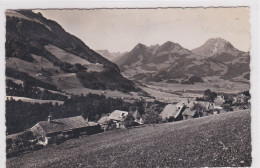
[30,116,88,144]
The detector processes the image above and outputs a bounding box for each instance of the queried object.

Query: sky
[35,8,250,52]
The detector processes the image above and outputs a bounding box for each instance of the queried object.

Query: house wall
[183,115,192,120]
[86,125,102,135]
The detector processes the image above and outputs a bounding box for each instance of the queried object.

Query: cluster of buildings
[7,93,250,148]
[18,110,144,146]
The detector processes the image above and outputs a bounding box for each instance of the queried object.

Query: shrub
[143,105,162,124]
[222,104,233,112]
[203,89,217,102]
[191,103,206,118]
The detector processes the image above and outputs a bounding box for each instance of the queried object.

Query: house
[160,103,186,122]
[97,115,112,131]
[30,115,88,144]
[108,110,129,128]
[182,108,196,120]
[108,110,129,121]
[214,96,225,106]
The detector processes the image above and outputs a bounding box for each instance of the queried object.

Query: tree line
[6,93,165,135]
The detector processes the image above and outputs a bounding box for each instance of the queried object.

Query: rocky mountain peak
[192,37,238,57]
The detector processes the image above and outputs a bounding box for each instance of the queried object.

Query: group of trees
[6,80,67,101]
[76,67,139,93]
[6,93,147,134]
[142,104,163,124]
[53,61,87,73]
[6,99,55,134]
[6,91,167,135]
[196,89,217,102]
[181,75,204,84]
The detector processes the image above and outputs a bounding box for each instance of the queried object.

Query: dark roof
[37,116,87,135]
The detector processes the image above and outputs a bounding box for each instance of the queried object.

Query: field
[5,96,64,105]
[141,79,250,103]
[6,110,251,168]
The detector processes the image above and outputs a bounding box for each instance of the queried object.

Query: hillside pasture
[147,78,249,95]
[66,88,153,102]
[50,73,83,90]
[6,96,64,105]
[44,45,91,65]
[6,110,251,168]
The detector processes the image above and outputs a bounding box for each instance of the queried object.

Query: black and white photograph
[2,2,260,167]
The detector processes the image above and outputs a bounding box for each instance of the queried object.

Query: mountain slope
[5,10,137,93]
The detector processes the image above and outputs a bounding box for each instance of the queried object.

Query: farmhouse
[108,110,129,128]
[97,115,111,131]
[108,110,128,121]
[182,108,196,120]
[30,116,89,143]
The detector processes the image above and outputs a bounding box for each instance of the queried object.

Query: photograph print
[5,7,251,167]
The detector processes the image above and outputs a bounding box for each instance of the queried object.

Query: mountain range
[95,50,125,62]
[5,10,138,94]
[115,38,250,84]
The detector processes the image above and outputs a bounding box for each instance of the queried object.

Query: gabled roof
[182,108,196,117]
[36,116,87,135]
[87,121,99,127]
[160,104,184,119]
[108,110,128,121]
[97,115,111,125]
[214,96,225,106]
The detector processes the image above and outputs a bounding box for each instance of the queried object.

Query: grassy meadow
[7,110,251,168]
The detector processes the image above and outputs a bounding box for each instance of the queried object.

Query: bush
[204,89,217,102]
[222,104,233,112]
[143,105,162,124]
[191,103,206,118]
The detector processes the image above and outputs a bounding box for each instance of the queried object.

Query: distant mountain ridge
[95,50,125,61]
[116,38,250,83]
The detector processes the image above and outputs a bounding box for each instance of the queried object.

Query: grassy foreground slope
[7,110,251,168]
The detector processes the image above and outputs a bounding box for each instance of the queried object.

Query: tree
[203,89,217,102]
[143,104,162,125]
[124,113,135,128]
[191,103,206,118]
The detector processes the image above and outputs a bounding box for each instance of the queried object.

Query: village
[6,89,251,158]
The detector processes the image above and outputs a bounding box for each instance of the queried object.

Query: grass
[6,110,251,168]
[44,45,91,65]
[5,96,64,105]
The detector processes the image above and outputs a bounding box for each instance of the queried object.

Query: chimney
[48,115,51,123]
